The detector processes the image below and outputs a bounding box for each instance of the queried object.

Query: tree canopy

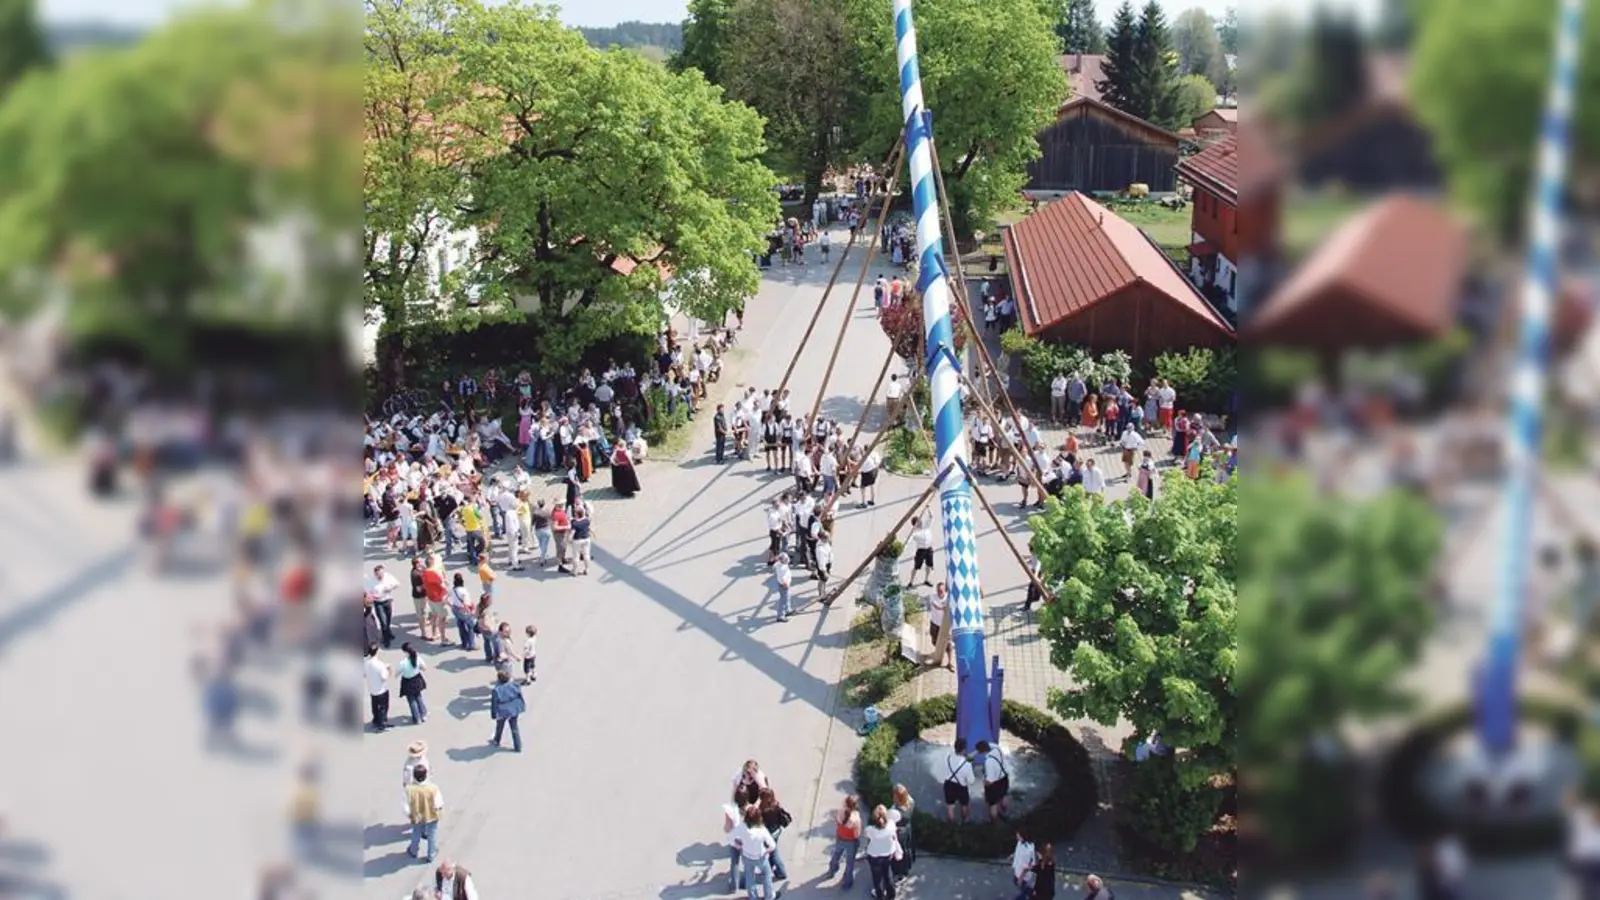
[1035,466,1236,772]
[0,0,358,359]
[1171,7,1226,89]
[1409,0,1600,240]
[849,0,1065,236]
[672,0,735,86]
[1237,474,1442,856]
[1097,0,1178,127]
[364,0,779,379]
[1057,0,1107,55]
[1283,6,1369,130]
[1171,73,1218,128]
[0,0,50,99]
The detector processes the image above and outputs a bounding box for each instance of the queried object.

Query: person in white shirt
[731,803,778,899]
[793,447,815,494]
[432,860,477,900]
[976,739,1011,820]
[1080,457,1106,495]
[926,581,953,669]
[1011,828,1037,894]
[972,419,993,469]
[814,532,834,599]
[820,229,831,261]
[1049,372,1069,422]
[857,448,881,507]
[907,517,935,588]
[499,489,522,570]
[819,448,839,495]
[861,805,902,899]
[773,553,793,622]
[941,738,976,822]
[765,500,787,566]
[884,375,905,424]
[368,564,400,648]
[1119,424,1146,478]
[1156,379,1177,432]
[364,645,392,732]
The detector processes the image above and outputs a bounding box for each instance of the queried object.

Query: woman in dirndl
[611,444,642,497]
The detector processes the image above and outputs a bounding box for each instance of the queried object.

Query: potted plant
[864,537,904,606]
[879,582,905,635]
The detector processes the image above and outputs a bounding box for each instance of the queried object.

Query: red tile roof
[1248,195,1468,344]
[1059,53,1106,104]
[1174,128,1282,204]
[1001,192,1233,337]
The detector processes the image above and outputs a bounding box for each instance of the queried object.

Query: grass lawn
[1282,190,1370,260]
[983,197,1192,257]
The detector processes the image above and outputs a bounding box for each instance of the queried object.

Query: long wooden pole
[775,138,905,397]
[846,348,898,451]
[810,137,908,422]
[925,136,1047,489]
[957,368,1049,500]
[823,463,948,605]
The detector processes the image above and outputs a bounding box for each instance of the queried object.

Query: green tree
[1372,0,1414,51]
[364,0,488,391]
[0,0,358,356]
[1171,7,1225,87]
[1095,1,1141,112]
[1171,73,1217,128]
[672,0,735,84]
[1286,6,1369,130]
[1238,475,1442,857]
[848,0,1064,237]
[1409,0,1600,241]
[1134,0,1180,127]
[1035,467,1236,856]
[722,0,866,206]
[447,1,779,373]
[0,0,51,98]
[1057,0,1106,54]
[1217,5,1238,54]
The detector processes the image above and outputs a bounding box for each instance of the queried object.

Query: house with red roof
[1174,129,1283,311]
[1000,192,1234,363]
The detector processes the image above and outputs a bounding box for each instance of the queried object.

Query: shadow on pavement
[0,544,139,660]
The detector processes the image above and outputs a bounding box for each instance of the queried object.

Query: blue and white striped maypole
[1477,0,1583,758]
[892,0,993,747]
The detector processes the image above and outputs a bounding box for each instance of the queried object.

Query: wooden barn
[1297,53,1443,192]
[1024,96,1182,196]
[1002,192,1235,364]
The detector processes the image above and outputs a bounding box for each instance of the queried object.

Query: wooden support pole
[810,138,907,423]
[846,348,898,451]
[964,466,1054,605]
[823,463,948,605]
[956,367,1050,500]
[925,137,1048,490]
[775,137,905,397]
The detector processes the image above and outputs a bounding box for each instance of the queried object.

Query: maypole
[891,0,994,747]
[1476,0,1583,757]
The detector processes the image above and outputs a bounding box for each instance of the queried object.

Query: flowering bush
[876,298,971,363]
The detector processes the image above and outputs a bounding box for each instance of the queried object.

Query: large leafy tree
[364,0,489,390]
[0,0,50,98]
[444,1,778,372]
[1410,0,1600,241]
[1057,0,1106,54]
[672,0,735,84]
[848,0,1065,237]
[1217,6,1238,55]
[1171,73,1217,127]
[1237,475,1441,857]
[0,0,358,361]
[721,0,867,206]
[1171,7,1226,89]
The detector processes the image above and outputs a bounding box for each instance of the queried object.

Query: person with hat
[405,765,444,862]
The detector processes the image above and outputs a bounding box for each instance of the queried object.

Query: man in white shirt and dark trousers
[976,740,1011,820]
[942,738,976,823]
[364,644,392,732]
[907,517,935,588]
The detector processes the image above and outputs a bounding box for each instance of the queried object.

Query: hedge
[998,326,1132,402]
[854,694,1099,858]
[1375,697,1587,856]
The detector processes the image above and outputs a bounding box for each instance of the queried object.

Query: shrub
[842,652,918,708]
[1116,755,1223,855]
[1376,697,1582,856]
[883,427,933,475]
[878,537,905,559]
[878,301,969,363]
[1151,346,1237,414]
[853,695,1099,858]
[997,326,1133,401]
[643,385,690,444]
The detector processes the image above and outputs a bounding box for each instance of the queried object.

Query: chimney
[1074,52,1082,73]
[1098,209,1105,227]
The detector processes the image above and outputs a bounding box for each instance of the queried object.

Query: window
[438,247,450,275]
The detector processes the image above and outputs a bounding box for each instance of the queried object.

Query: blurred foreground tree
[721,0,868,206]
[0,0,360,367]
[1284,6,1369,130]
[1237,475,1441,860]
[1410,0,1600,241]
[849,0,1064,237]
[1035,466,1236,851]
[0,0,51,97]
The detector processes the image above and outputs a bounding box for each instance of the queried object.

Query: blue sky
[41,0,1376,29]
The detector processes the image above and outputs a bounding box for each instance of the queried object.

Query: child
[521,624,538,683]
